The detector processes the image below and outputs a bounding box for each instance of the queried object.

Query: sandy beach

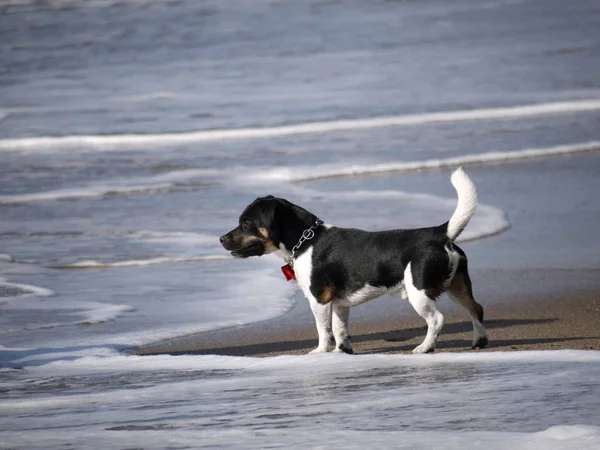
[134,268,600,357]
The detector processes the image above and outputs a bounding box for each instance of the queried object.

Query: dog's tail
[446,167,478,242]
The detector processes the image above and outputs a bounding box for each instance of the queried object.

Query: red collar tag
[281,264,296,281]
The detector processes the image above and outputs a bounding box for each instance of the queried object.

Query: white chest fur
[292,246,314,296]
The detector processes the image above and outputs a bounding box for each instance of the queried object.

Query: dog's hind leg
[446,257,488,349]
[332,303,353,354]
[404,263,445,354]
[307,295,335,353]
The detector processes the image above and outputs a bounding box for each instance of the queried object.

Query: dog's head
[220,195,280,258]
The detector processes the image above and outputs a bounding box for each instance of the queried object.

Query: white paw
[309,346,333,354]
[332,346,353,355]
[412,343,434,354]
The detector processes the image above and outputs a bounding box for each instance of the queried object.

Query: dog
[220,167,488,354]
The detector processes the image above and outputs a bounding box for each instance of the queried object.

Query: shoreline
[134,268,600,358]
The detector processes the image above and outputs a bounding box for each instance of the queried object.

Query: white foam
[0,0,150,13]
[2,142,596,207]
[1,427,598,450]
[1,100,599,152]
[28,349,600,375]
[129,231,218,245]
[0,184,167,203]
[0,277,54,300]
[0,298,134,334]
[536,425,600,441]
[0,168,219,204]
[57,254,231,269]
[246,141,600,184]
[1,351,599,450]
[107,91,182,102]
[80,303,135,324]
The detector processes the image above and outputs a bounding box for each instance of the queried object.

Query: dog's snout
[219,234,229,244]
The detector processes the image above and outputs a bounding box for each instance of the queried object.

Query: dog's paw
[309,346,334,354]
[472,336,489,349]
[334,343,354,354]
[412,343,435,354]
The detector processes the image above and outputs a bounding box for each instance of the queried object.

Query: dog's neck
[274,200,325,261]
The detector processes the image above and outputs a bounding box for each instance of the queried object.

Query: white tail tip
[447,167,478,241]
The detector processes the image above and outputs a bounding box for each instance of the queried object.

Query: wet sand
[134,268,600,357]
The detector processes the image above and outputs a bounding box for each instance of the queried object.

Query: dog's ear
[265,198,283,246]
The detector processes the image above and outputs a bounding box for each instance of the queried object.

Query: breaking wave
[0,169,219,204]
[246,141,600,184]
[0,277,54,302]
[56,255,232,269]
[1,100,599,152]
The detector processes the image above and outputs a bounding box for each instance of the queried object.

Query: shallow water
[2,352,600,449]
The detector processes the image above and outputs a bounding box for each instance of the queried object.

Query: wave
[0,302,134,335]
[0,0,144,13]
[106,91,182,103]
[246,141,600,184]
[2,140,597,208]
[56,255,232,269]
[128,231,218,244]
[1,100,599,152]
[0,168,219,204]
[2,141,598,205]
[0,277,54,301]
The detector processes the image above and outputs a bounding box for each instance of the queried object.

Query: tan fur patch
[320,286,335,305]
[449,271,483,322]
[239,235,261,245]
[258,227,270,239]
[263,240,278,254]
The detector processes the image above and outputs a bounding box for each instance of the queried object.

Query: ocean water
[1,0,600,448]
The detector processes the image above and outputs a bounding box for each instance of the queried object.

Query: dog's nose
[219,234,229,244]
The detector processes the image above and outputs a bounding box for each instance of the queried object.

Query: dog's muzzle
[220,232,265,258]
[220,233,234,250]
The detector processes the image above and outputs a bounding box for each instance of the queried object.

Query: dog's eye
[241,221,251,230]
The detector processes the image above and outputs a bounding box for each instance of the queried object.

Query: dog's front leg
[307,295,335,353]
[332,303,353,354]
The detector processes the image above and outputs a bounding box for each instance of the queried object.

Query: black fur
[308,224,458,304]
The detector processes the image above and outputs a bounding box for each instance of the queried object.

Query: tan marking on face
[231,228,261,246]
[320,286,335,305]
[258,227,270,239]
[263,240,278,254]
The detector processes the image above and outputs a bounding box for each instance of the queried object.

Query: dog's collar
[285,219,324,266]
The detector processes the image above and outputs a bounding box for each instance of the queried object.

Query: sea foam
[1,100,599,152]
[56,255,231,269]
[0,277,54,301]
[1,351,599,450]
[245,141,600,184]
[0,168,219,204]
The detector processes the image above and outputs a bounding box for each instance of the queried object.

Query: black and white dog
[220,168,488,354]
